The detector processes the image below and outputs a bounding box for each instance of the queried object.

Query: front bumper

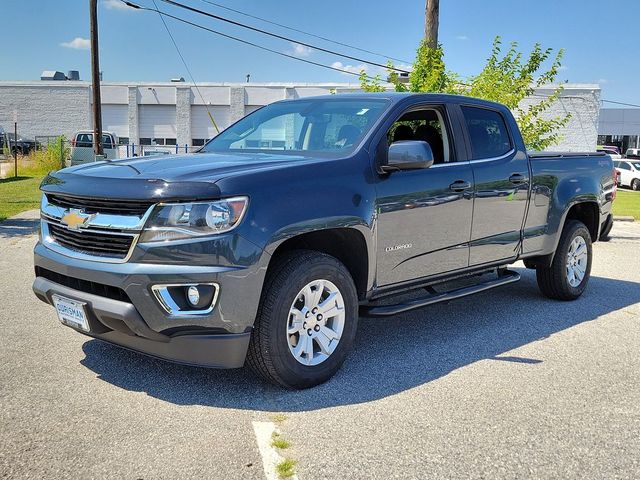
[33,232,270,368]
[33,276,251,368]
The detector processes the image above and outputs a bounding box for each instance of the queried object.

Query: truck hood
[41,152,319,201]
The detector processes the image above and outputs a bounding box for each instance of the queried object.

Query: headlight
[139,196,248,242]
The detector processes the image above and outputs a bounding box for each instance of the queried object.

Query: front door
[375,106,474,286]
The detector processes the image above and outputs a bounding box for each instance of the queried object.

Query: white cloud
[456,35,469,41]
[60,37,90,50]
[597,78,608,84]
[331,61,369,75]
[102,0,132,10]
[288,43,312,57]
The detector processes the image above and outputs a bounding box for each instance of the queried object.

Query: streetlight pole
[90,0,104,157]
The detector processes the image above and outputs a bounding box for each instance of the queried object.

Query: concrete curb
[613,216,635,222]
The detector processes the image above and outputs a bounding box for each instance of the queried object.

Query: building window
[119,137,129,145]
[165,138,177,146]
[192,138,206,146]
[140,138,152,145]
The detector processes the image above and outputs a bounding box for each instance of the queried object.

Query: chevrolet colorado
[32,93,616,388]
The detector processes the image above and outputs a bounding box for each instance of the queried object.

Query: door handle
[509,173,526,185]
[449,180,471,192]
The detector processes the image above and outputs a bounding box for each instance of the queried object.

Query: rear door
[461,105,530,266]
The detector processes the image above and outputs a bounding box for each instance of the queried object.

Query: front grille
[35,267,131,303]
[47,194,153,216]
[48,223,135,259]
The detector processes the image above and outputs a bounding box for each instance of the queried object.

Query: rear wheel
[247,250,358,389]
[536,220,592,300]
[632,179,640,191]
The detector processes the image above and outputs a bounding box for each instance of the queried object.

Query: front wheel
[536,220,592,300]
[247,250,358,389]
[632,179,640,191]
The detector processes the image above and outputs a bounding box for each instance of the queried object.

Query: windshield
[632,162,640,170]
[201,98,391,157]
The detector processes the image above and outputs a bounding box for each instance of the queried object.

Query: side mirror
[382,140,434,173]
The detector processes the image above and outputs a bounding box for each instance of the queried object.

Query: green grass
[0,176,43,221]
[271,432,291,450]
[275,459,297,479]
[613,190,640,220]
[271,413,287,424]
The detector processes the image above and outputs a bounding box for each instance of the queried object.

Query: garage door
[191,105,231,139]
[101,105,128,138]
[139,105,177,138]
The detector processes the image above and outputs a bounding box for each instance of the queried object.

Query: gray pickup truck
[32,93,616,388]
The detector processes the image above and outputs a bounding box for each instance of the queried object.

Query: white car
[597,146,621,159]
[71,130,119,165]
[614,160,640,191]
[625,148,640,159]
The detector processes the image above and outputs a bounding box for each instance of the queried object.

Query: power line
[157,0,411,74]
[122,1,386,82]
[602,99,640,108]
[150,0,219,133]
[196,0,412,65]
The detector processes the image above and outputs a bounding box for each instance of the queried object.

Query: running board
[361,270,521,317]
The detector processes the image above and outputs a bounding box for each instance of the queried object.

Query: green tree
[361,36,570,150]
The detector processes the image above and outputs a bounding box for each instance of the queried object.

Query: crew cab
[32,93,616,388]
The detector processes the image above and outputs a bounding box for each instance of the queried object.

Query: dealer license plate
[52,295,90,332]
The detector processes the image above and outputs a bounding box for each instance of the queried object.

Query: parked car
[597,145,621,159]
[70,130,119,165]
[0,128,37,155]
[614,159,640,190]
[33,93,615,389]
[625,148,640,159]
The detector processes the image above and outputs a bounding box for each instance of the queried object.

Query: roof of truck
[278,92,509,110]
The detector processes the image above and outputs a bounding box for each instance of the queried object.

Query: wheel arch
[524,200,599,269]
[268,227,371,299]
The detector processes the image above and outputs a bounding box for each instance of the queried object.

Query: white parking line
[252,421,299,480]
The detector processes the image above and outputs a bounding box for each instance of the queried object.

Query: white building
[0,81,601,151]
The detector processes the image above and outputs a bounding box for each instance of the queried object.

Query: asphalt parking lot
[1,216,639,479]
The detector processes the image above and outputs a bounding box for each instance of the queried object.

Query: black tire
[632,179,640,191]
[599,215,613,242]
[536,220,592,300]
[247,250,358,389]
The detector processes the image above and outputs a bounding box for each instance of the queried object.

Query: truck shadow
[80,268,640,411]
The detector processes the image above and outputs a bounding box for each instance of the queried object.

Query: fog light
[186,286,200,306]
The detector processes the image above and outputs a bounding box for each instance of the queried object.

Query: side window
[386,107,452,164]
[102,134,113,149]
[461,106,512,160]
[620,162,631,170]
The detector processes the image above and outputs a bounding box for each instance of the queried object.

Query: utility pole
[90,0,104,157]
[425,0,439,49]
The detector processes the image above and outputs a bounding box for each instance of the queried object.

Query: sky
[0,0,637,107]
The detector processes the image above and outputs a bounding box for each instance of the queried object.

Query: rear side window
[461,106,512,160]
[619,162,631,170]
[75,133,92,148]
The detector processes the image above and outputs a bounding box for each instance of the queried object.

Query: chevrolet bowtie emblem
[60,209,95,231]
